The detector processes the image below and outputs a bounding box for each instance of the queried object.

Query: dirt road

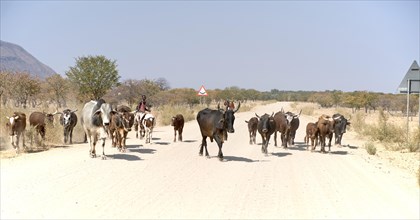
[1,102,419,219]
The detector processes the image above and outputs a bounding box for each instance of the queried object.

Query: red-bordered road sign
[197,85,208,96]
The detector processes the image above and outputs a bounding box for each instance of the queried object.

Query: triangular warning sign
[197,85,208,96]
[397,60,420,94]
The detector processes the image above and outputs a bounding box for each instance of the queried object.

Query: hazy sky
[1,0,419,93]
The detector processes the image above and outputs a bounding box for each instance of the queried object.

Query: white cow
[81,99,114,159]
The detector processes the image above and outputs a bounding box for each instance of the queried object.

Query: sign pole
[406,79,411,146]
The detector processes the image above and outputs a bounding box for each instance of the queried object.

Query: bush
[365,142,377,155]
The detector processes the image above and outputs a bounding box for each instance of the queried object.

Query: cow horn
[270,112,274,117]
[281,107,284,113]
[72,109,78,113]
[217,102,221,110]
[255,113,260,118]
[298,109,302,116]
[234,102,241,113]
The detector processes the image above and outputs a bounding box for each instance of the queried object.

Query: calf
[171,114,184,142]
[304,122,318,150]
[58,109,78,144]
[245,117,258,145]
[134,111,146,139]
[142,113,156,144]
[6,112,26,153]
[256,113,276,155]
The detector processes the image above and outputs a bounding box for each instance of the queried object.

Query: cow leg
[100,138,106,160]
[90,136,97,158]
[199,136,209,157]
[274,131,278,147]
[179,129,183,142]
[69,129,73,144]
[173,129,176,142]
[214,135,223,161]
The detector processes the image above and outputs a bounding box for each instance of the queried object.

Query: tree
[8,72,41,108]
[43,74,70,108]
[65,55,120,101]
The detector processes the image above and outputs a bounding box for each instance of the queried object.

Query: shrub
[365,141,377,155]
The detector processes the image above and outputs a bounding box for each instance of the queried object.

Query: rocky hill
[0,40,56,78]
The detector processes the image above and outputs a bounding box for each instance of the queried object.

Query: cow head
[333,114,350,134]
[256,112,275,133]
[6,114,20,136]
[92,103,114,130]
[59,109,77,127]
[120,111,133,132]
[222,102,240,133]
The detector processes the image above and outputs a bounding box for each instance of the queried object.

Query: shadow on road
[223,155,259,162]
[271,152,292,157]
[108,153,141,161]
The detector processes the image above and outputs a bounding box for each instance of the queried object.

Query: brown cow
[304,122,318,150]
[109,112,131,152]
[245,117,258,145]
[171,114,184,142]
[314,115,335,153]
[6,112,26,153]
[29,111,58,145]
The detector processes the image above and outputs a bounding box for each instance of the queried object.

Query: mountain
[0,40,56,78]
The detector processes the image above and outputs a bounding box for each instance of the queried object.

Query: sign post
[397,60,420,147]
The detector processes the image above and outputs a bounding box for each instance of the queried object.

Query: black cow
[245,116,258,145]
[196,102,240,161]
[171,114,185,142]
[58,109,78,144]
[284,110,301,145]
[256,113,276,155]
[332,113,351,146]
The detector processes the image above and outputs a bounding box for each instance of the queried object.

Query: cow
[284,110,301,145]
[5,112,26,153]
[57,109,78,144]
[332,113,351,146]
[29,111,58,145]
[116,105,135,131]
[81,99,114,159]
[109,112,131,152]
[134,111,146,139]
[171,114,184,142]
[196,102,240,161]
[245,116,259,145]
[304,122,318,150]
[273,111,291,148]
[256,113,276,155]
[142,113,156,144]
[314,114,335,153]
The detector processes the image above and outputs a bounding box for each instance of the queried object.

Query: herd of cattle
[5,100,350,161]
